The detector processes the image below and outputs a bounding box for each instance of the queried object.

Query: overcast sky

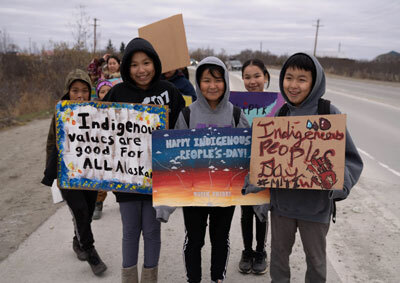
[1,0,399,60]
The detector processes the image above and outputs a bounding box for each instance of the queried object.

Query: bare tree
[69,5,92,50]
[0,28,18,53]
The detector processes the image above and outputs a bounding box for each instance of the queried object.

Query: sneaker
[87,248,107,276]
[252,250,267,274]
[238,250,253,274]
[92,202,103,220]
[73,237,88,261]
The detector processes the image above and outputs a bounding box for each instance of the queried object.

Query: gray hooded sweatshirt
[271,53,363,223]
[174,56,250,130]
[155,56,250,223]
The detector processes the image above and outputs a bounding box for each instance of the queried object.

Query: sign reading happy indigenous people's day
[152,127,269,207]
[250,114,346,190]
[55,101,168,194]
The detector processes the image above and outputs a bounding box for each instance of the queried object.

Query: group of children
[42,37,363,283]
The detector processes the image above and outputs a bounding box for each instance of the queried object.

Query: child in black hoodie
[104,37,185,282]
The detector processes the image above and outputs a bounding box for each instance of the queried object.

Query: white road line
[327,89,400,111]
[358,147,400,177]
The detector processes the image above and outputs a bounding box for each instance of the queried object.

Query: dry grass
[0,45,94,128]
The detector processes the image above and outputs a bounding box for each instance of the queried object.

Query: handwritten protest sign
[250,114,346,190]
[152,127,269,206]
[56,101,168,194]
[229,91,285,124]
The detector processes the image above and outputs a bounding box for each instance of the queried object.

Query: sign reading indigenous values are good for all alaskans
[229,91,285,124]
[250,114,346,190]
[152,127,269,207]
[55,101,168,194]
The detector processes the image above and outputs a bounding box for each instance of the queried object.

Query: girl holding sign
[238,59,270,274]
[104,37,185,283]
[174,57,250,283]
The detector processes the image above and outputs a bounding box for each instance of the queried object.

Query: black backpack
[277,98,340,223]
[181,105,242,128]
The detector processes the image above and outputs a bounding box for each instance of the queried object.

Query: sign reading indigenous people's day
[152,127,269,206]
[138,14,190,73]
[229,91,285,124]
[55,101,168,194]
[250,114,346,190]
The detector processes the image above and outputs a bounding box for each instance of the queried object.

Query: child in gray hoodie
[174,56,250,283]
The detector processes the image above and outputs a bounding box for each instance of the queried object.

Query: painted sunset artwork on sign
[152,127,269,206]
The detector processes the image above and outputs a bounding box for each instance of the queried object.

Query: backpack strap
[278,99,330,117]
[181,107,190,128]
[317,98,331,115]
[277,103,289,117]
[233,106,241,127]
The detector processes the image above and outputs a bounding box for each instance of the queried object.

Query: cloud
[0,0,398,59]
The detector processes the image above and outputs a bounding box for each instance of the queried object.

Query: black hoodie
[104,37,186,202]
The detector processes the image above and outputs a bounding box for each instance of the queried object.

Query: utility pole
[260,42,262,53]
[313,19,323,57]
[92,18,99,54]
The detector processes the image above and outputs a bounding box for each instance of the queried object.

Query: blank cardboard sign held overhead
[138,14,190,73]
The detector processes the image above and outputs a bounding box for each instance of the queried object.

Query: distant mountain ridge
[374,51,400,62]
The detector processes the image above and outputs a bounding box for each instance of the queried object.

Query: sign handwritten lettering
[56,101,168,193]
[250,114,346,190]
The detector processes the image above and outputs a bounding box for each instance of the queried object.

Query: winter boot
[140,265,158,283]
[87,247,107,276]
[238,249,253,274]
[93,201,103,220]
[252,250,267,274]
[122,265,138,283]
[72,237,88,261]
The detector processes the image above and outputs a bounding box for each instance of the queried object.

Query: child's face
[283,67,313,106]
[69,80,90,101]
[108,58,120,73]
[242,65,268,92]
[129,51,155,90]
[98,85,111,100]
[200,69,225,108]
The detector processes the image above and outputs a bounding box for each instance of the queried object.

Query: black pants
[183,206,235,283]
[241,205,267,252]
[61,189,98,251]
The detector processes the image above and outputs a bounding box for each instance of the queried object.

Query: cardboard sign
[250,114,346,190]
[152,127,269,206]
[229,91,285,124]
[55,101,168,194]
[138,14,190,73]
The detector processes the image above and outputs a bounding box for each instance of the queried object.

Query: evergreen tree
[119,42,125,55]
